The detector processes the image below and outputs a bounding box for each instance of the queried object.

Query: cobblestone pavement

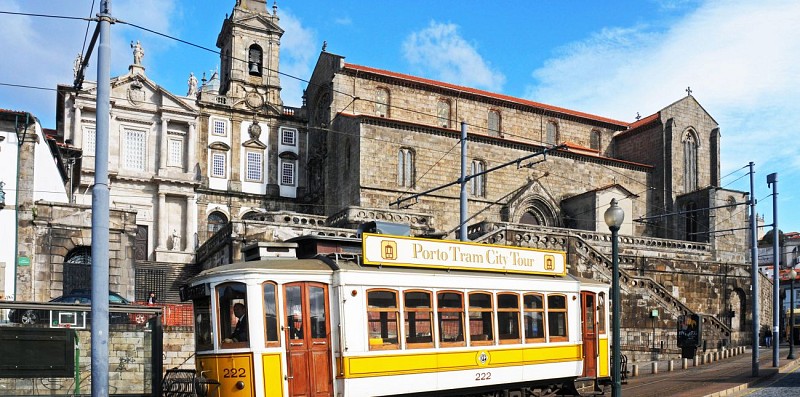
[730,364,800,396]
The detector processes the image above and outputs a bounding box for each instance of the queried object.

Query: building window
[245,151,263,182]
[437,291,465,346]
[591,130,601,151]
[375,87,390,118]
[397,148,415,188]
[280,160,296,186]
[497,293,520,344]
[547,294,569,341]
[211,152,226,178]
[123,128,146,171]
[207,211,228,236]
[524,293,545,341]
[367,289,400,350]
[212,119,227,136]
[84,127,96,156]
[437,99,451,128]
[468,292,494,346]
[248,44,263,76]
[404,290,433,348]
[684,130,698,192]
[470,159,485,197]
[488,110,501,137]
[281,128,297,146]
[263,282,279,346]
[168,138,183,167]
[546,121,558,146]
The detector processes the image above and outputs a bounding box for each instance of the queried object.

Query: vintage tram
[181,233,611,396]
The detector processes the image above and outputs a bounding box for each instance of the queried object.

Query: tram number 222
[223,368,247,378]
[475,372,492,381]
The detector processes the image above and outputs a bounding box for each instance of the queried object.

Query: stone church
[18,0,763,352]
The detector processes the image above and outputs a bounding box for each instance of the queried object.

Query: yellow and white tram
[182,233,611,397]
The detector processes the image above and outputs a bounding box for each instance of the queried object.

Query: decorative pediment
[242,139,267,149]
[209,141,231,151]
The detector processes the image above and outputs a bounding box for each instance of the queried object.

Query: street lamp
[789,267,796,360]
[604,198,625,397]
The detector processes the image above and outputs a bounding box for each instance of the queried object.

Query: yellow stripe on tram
[343,344,583,378]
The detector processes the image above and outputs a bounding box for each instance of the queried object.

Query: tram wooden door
[581,291,598,377]
[284,282,333,397]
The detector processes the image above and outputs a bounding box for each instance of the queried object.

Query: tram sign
[362,233,566,276]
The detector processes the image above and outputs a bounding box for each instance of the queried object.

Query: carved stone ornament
[245,92,263,109]
[248,120,262,140]
[127,81,145,106]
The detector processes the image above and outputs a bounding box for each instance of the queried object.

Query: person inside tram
[225,303,248,342]
[289,309,303,339]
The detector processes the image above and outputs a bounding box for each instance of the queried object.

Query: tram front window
[218,282,249,347]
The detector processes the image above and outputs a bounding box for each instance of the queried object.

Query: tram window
[193,297,214,351]
[437,291,465,346]
[263,282,279,346]
[218,282,249,347]
[497,293,521,344]
[598,292,606,334]
[309,286,327,339]
[286,286,303,340]
[367,289,400,350]
[404,290,434,348]
[548,294,569,341]
[524,293,546,342]
[468,292,494,346]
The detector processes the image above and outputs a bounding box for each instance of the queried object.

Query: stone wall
[0,327,194,395]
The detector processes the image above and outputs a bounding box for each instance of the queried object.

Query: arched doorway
[64,246,92,293]
[517,197,558,227]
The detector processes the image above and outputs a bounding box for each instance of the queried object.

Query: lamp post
[605,198,625,397]
[789,268,796,360]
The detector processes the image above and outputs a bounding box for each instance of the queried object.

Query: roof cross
[686,86,692,96]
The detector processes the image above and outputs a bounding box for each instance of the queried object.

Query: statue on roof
[131,40,144,65]
[73,53,82,79]
[187,72,198,96]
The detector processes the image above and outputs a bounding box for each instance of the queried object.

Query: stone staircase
[468,221,732,353]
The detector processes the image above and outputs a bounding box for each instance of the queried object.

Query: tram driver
[224,303,248,343]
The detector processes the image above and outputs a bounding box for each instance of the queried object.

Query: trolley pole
[749,162,759,377]
[768,172,779,366]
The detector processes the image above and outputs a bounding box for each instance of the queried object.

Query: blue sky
[1,0,799,235]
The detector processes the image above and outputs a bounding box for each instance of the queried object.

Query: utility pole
[768,172,779,367]
[749,162,759,377]
[459,121,467,241]
[92,1,112,396]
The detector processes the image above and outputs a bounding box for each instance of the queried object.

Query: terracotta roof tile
[344,63,630,127]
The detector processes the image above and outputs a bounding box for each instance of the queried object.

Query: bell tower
[217,0,283,108]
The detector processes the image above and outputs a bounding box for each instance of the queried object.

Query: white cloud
[402,21,505,92]
[525,0,800,178]
[279,10,317,107]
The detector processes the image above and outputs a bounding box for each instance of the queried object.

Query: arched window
[546,121,558,145]
[64,246,92,293]
[207,211,228,238]
[263,282,279,346]
[437,291,465,346]
[397,148,415,188]
[488,110,501,137]
[468,292,494,346]
[470,159,485,197]
[437,99,451,128]
[242,211,266,221]
[217,282,249,347]
[367,289,400,350]
[248,44,263,76]
[683,130,698,192]
[590,130,601,151]
[523,293,545,342]
[404,290,433,348]
[375,88,390,118]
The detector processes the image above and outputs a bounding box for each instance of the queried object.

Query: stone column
[160,117,170,171]
[185,195,196,252]
[72,104,82,148]
[157,192,167,249]
[187,122,196,175]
